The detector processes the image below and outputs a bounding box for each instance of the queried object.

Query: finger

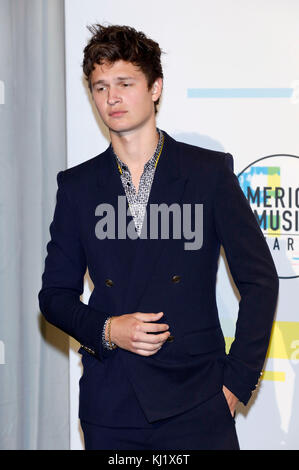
[133,331,170,344]
[141,323,169,333]
[134,345,163,356]
[132,341,164,351]
[133,312,164,322]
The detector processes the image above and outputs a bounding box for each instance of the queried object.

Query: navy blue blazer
[38,131,279,423]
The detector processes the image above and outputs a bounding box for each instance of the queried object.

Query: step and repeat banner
[64,0,299,450]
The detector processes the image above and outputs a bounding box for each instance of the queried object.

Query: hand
[107,312,171,356]
[222,385,239,417]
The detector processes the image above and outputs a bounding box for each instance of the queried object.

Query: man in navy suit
[38,24,279,450]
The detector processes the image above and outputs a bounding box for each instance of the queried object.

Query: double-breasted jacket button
[167,335,175,342]
[171,275,181,283]
[105,278,114,287]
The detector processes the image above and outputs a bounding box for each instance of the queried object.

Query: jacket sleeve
[38,170,116,361]
[213,154,279,405]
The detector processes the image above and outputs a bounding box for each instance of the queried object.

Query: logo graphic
[238,155,299,279]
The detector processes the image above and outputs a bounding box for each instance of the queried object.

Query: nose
[107,87,121,105]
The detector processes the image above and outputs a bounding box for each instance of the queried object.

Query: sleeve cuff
[223,354,262,405]
[80,316,118,361]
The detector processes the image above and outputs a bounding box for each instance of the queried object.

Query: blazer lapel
[122,132,189,314]
[95,145,137,272]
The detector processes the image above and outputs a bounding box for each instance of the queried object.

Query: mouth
[109,111,128,117]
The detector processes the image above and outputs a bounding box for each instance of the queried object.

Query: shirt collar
[113,128,163,175]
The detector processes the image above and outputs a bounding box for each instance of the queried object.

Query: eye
[95,86,106,92]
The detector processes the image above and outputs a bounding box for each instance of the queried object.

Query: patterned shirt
[113,128,164,236]
[102,129,164,349]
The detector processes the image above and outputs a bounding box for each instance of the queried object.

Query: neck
[110,122,159,171]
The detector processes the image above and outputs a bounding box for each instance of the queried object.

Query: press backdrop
[64,0,299,450]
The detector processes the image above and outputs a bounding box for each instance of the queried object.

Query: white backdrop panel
[65,0,299,450]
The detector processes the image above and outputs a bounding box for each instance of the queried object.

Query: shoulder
[163,131,234,176]
[56,146,110,189]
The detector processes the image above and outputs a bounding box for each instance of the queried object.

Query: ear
[151,77,163,102]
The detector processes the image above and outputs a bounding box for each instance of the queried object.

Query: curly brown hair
[82,24,164,112]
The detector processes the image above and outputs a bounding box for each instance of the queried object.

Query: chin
[108,122,139,134]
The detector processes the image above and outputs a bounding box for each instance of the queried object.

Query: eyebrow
[92,76,136,88]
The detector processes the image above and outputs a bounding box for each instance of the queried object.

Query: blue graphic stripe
[187,88,293,98]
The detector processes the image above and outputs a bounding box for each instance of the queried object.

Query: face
[90,60,162,135]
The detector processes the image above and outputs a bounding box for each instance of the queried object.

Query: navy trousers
[81,390,240,450]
